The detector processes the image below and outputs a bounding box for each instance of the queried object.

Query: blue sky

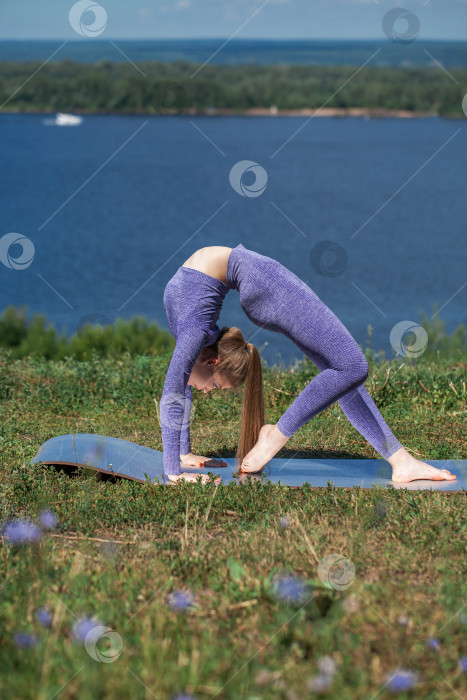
[1,0,466,40]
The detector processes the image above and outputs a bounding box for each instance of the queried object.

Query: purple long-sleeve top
[160,241,280,475]
[161,260,231,475]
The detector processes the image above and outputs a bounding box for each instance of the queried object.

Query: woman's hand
[168,472,222,485]
[180,452,227,468]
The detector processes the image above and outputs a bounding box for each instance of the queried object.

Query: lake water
[1,113,466,368]
[2,39,466,68]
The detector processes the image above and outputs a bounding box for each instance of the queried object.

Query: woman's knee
[335,352,368,389]
[348,354,369,385]
[309,346,369,388]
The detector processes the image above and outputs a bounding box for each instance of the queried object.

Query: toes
[441,469,456,479]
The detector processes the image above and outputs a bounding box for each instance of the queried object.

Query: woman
[161,243,456,485]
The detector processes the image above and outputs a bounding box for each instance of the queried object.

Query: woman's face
[187,355,232,393]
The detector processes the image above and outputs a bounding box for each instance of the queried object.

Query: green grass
[0,304,175,361]
[0,345,466,699]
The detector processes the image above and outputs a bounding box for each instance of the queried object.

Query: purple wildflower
[459,656,467,673]
[39,509,58,530]
[342,594,360,614]
[272,574,309,604]
[427,637,441,650]
[2,519,42,544]
[166,590,195,611]
[386,669,418,692]
[278,517,291,529]
[72,616,102,642]
[36,608,53,628]
[14,633,39,647]
[171,696,197,700]
[317,655,338,677]
[307,673,333,693]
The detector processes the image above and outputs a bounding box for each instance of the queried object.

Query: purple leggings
[227,244,403,459]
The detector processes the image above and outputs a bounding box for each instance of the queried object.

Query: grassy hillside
[0,344,466,698]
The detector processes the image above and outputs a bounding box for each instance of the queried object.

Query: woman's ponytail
[209,327,265,471]
[234,342,264,471]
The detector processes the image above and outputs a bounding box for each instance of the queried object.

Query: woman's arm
[179,382,193,457]
[160,323,209,476]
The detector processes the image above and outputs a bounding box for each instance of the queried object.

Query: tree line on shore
[1,60,465,115]
[0,304,465,363]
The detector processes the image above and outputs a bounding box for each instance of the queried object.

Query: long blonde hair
[205,326,264,471]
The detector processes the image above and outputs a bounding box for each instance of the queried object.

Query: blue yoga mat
[30,433,467,490]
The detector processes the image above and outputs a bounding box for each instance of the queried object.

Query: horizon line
[1,36,465,42]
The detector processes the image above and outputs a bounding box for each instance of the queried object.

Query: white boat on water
[54,113,83,126]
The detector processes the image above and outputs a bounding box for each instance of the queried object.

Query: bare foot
[388,447,456,483]
[240,424,290,473]
[167,472,221,485]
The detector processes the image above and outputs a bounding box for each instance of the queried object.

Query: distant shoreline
[194,107,442,118]
[2,107,458,118]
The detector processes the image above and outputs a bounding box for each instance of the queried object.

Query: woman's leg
[243,285,402,463]
[240,277,456,480]
[273,299,374,442]
[275,348,402,460]
[336,384,402,459]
